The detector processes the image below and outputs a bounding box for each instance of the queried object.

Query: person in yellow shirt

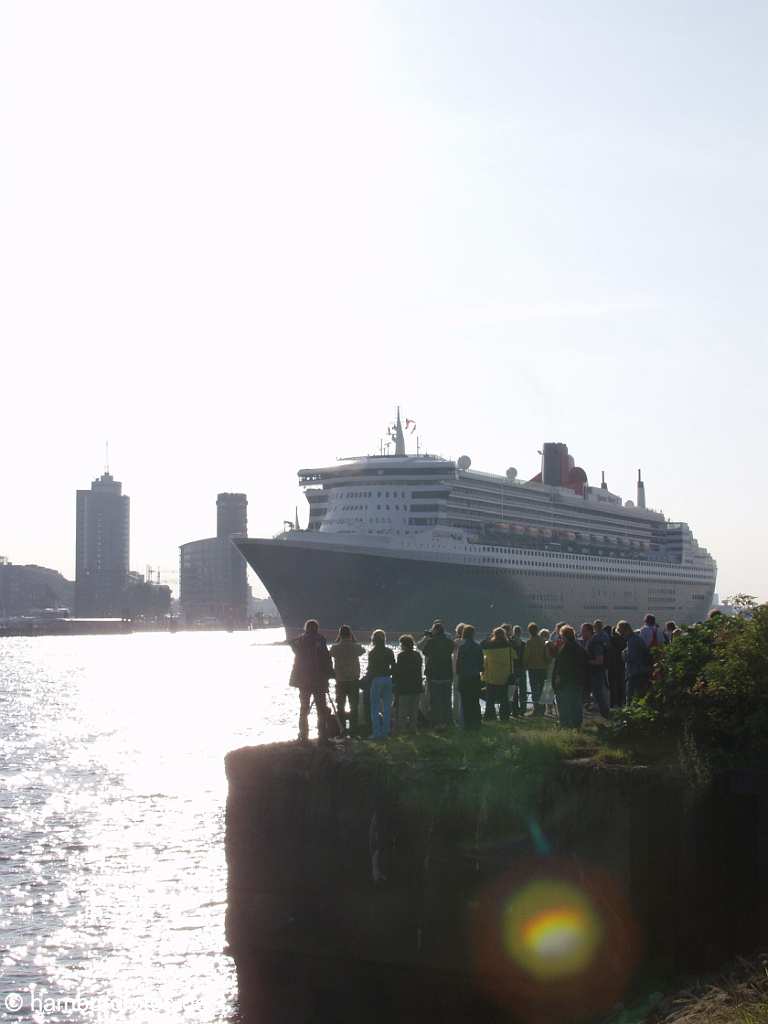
[481,626,516,721]
[524,623,550,717]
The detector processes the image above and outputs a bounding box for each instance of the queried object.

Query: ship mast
[393,407,406,456]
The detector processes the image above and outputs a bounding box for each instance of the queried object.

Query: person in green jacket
[330,625,366,737]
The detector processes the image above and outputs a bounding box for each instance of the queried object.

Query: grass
[334,716,636,836]
[599,957,768,1024]
[611,955,768,1024]
[346,714,632,772]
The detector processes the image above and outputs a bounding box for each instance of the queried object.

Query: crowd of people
[287,613,683,742]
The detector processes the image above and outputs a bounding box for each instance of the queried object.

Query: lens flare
[471,863,640,1022]
[503,881,602,979]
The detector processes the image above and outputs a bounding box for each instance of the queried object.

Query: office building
[75,471,130,617]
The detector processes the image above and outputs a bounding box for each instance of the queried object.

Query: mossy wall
[225,744,768,1023]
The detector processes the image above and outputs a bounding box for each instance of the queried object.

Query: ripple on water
[1,630,298,1022]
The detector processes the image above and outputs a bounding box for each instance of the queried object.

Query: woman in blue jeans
[368,629,396,738]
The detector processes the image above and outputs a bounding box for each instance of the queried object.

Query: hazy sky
[2,1,766,600]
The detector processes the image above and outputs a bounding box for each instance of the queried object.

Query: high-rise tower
[75,471,130,617]
[179,493,250,626]
[217,493,248,541]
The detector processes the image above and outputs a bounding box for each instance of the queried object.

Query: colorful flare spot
[502,881,602,980]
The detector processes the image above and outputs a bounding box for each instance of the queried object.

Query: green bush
[613,607,768,767]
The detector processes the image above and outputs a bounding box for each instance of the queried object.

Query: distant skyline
[3,1,767,603]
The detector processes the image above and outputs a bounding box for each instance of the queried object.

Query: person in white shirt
[639,613,667,649]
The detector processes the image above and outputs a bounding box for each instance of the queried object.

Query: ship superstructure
[236,413,716,632]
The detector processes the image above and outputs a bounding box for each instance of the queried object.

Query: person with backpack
[289,619,333,743]
[639,613,667,649]
[619,620,653,701]
[393,634,423,733]
[368,629,396,739]
[481,626,515,721]
[330,625,366,737]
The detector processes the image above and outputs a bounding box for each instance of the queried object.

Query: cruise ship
[236,413,717,633]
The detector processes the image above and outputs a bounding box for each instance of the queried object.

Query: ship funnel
[637,469,646,509]
[541,442,569,486]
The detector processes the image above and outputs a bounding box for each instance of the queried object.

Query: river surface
[0,630,297,1023]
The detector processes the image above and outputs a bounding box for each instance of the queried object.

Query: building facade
[75,472,130,617]
[179,493,249,626]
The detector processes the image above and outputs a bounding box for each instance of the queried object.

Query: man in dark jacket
[289,619,333,742]
[419,621,454,727]
[581,622,611,719]
[456,624,485,730]
[393,634,423,733]
[618,621,652,701]
[553,625,589,728]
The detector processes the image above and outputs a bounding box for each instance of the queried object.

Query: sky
[2,0,767,601]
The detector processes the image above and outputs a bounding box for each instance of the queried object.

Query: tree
[725,593,758,617]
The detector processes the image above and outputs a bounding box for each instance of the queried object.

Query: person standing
[639,613,666,649]
[580,622,611,719]
[619,621,653,701]
[368,629,396,739]
[330,625,366,737]
[508,625,528,716]
[538,628,557,716]
[419,622,455,728]
[456,624,484,730]
[606,624,627,708]
[393,635,423,733]
[451,623,466,726]
[481,627,515,721]
[553,625,589,729]
[524,623,549,717]
[289,619,333,743]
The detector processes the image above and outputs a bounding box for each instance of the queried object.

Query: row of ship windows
[325,517,437,527]
[475,562,703,580]
[329,490,422,503]
[337,503,441,513]
[467,567,705,583]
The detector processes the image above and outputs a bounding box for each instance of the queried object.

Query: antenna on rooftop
[105,440,110,474]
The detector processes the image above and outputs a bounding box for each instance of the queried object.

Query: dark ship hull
[236,538,715,635]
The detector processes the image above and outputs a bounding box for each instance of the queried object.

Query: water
[0,630,297,1023]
